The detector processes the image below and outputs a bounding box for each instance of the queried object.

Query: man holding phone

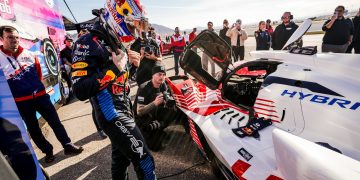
[322,5,354,53]
[226,19,248,62]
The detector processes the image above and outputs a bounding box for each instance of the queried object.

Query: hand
[112,49,127,71]
[153,93,164,106]
[145,53,158,61]
[331,12,338,20]
[147,120,161,131]
[127,48,140,67]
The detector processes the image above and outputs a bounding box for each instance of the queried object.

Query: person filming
[134,62,178,151]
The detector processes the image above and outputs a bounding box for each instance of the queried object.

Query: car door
[180,30,232,90]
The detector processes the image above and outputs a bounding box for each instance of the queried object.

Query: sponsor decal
[115,72,128,84]
[0,0,14,19]
[72,56,85,63]
[111,84,129,95]
[45,0,54,8]
[72,62,88,69]
[114,120,145,158]
[281,90,360,111]
[238,148,253,161]
[72,70,87,77]
[45,86,55,95]
[98,70,116,89]
[76,44,90,49]
[73,49,90,56]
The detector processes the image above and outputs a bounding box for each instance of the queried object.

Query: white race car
[166,19,360,179]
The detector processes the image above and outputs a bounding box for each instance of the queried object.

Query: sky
[60,0,360,30]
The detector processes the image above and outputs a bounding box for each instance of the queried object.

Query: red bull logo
[98,70,116,89]
[115,72,129,84]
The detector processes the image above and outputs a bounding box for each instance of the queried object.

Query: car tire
[59,75,71,105]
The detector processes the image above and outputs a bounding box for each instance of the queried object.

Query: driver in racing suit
[71,2,156,179]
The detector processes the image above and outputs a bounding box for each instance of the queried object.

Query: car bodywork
[166,19,360,179]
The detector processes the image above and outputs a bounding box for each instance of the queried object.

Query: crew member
[0,26,83,164]
[272,12,299,50]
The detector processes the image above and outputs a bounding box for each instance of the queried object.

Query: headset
[281,12,293,20]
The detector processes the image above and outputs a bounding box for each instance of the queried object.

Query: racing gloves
[232,117,272,138]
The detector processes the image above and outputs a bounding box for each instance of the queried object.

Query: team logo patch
[98,70,116,89]
[72,70,88,77]
[72,62,88,69]
[138,96,144,103]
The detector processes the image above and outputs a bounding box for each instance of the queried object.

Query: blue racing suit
[71,22,156,180]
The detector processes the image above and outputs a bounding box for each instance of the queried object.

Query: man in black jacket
[219,19,231,46]
[271,12,298,50]
[322,6,354,53]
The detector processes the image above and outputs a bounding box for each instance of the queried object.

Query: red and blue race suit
[71,22,156,180]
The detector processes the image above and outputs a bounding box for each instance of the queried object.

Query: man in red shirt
[189,28,197,43]
[171,27,186,75]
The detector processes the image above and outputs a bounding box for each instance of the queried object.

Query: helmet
[101,0,146,42]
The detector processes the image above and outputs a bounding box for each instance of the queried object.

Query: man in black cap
[133,62,176,151]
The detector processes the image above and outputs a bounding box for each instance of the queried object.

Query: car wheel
[59,76,71,105]
[42,39,59,76]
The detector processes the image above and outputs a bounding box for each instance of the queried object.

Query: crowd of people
[0,1,359,179]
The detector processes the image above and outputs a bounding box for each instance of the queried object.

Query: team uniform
[71,22,155,179]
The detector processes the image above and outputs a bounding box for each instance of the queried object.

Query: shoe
[64,144,83,155]
[98,130,107,139]
[45,152,55,163]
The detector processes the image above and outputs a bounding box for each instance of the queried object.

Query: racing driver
[71,0,156,179]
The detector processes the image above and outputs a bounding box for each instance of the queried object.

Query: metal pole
[63,0,78,23]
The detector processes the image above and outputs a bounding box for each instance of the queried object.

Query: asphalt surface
[33,35,324,180]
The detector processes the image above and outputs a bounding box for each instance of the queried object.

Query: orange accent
[72,62,88,69]
[72,70,88,77]
[14,90,47,102]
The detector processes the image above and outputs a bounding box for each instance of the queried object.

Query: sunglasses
[282,16,290,19]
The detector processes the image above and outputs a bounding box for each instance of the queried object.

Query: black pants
[350,42,360,54]
[0,118,37,179]
[232,46,245,62]
[174,52,186,75]
[99,113,155,180]
[16,94,71,154]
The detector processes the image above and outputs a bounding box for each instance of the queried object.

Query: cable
[157,161,207,179]
[63,0,78,23]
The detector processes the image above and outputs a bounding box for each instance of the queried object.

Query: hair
[0,26,18,37]
[208,21,213,25]
[258,21,266,27]
[336,5,345,11]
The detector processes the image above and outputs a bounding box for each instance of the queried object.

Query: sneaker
[45,152,55,163]
[98,130,108,139]
[64,144,83,155]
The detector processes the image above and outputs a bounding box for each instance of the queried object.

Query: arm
[136,91,164,117]
[226,28,232,37]
[322,19,334,31]
[71,39,122,101]
[241,30,248,40]
[34,55,42,81]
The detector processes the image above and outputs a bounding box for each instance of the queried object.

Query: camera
[162,91,176,108]
[144,45,153,55]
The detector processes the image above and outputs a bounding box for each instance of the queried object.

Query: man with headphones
[271,12,299,50]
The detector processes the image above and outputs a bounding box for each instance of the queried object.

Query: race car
[165,19,360,179]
